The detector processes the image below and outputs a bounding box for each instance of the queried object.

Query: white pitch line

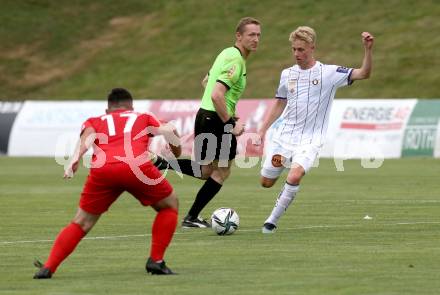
[1,221,439,246]
[393,221,440,225]
[0,234,151,245]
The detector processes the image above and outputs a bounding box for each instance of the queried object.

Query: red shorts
[79,162,173,215]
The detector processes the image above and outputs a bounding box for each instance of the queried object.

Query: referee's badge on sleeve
[227,65,236,78]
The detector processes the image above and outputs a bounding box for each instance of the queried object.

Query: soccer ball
[211,207,239,235]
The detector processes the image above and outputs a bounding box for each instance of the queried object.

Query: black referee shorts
[193,108,237,163]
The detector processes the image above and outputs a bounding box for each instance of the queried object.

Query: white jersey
[272,61,353,149]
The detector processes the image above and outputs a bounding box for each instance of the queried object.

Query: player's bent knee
[210,167,231,183]
[200,165,213,179]
[222,170,231,180]
[287,165,305,185]
[72,208,100,233]
[72,218,95,233]
[261,177,276,188]
[165,193,179,210]
[286,173,303,185]
[74,221,92,233]
[152,192,179,211]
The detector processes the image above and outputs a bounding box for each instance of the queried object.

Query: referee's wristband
[225,117,236,127]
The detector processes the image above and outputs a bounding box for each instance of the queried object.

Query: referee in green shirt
[184,16,261,227]
[154,17,261,227]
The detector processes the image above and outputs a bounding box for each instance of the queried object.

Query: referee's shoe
[181,215,211,228]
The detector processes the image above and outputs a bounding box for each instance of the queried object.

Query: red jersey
[82,109,160,165]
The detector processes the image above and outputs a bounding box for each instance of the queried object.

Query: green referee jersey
[200,46,246,116]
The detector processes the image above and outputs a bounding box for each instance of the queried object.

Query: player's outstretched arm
[350,32,374,81]
[157,123,182,158]
[64,127,95,178]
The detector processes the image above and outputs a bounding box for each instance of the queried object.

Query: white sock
[265,182,299,226]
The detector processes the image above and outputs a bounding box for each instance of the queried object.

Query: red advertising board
[147,99,276,157]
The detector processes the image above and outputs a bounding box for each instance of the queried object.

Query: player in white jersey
[256,26,374,233]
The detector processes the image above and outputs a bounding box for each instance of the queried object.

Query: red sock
[45,223,86,273]
[150,208,178,262]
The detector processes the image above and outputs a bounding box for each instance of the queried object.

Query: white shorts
[261,142,320,179]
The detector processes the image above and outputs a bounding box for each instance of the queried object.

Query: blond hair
[235,17,261,34]
[289,26,316,45]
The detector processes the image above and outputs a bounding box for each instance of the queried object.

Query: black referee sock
[154,156,202,178]
[187,177,222,218]
[174,159,202,178]
[152,155,170,170]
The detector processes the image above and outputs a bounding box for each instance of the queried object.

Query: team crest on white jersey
[288,79,297,93]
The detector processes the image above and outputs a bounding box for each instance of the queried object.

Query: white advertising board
[321,99,418,159]
[8,100,151,157]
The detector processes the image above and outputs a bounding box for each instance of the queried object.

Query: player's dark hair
[107,88,133,103]
[236,17,261,34]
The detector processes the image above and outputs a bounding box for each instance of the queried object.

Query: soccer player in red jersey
[34,88,182,278]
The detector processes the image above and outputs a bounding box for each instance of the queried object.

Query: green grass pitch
[1,157,439,294]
